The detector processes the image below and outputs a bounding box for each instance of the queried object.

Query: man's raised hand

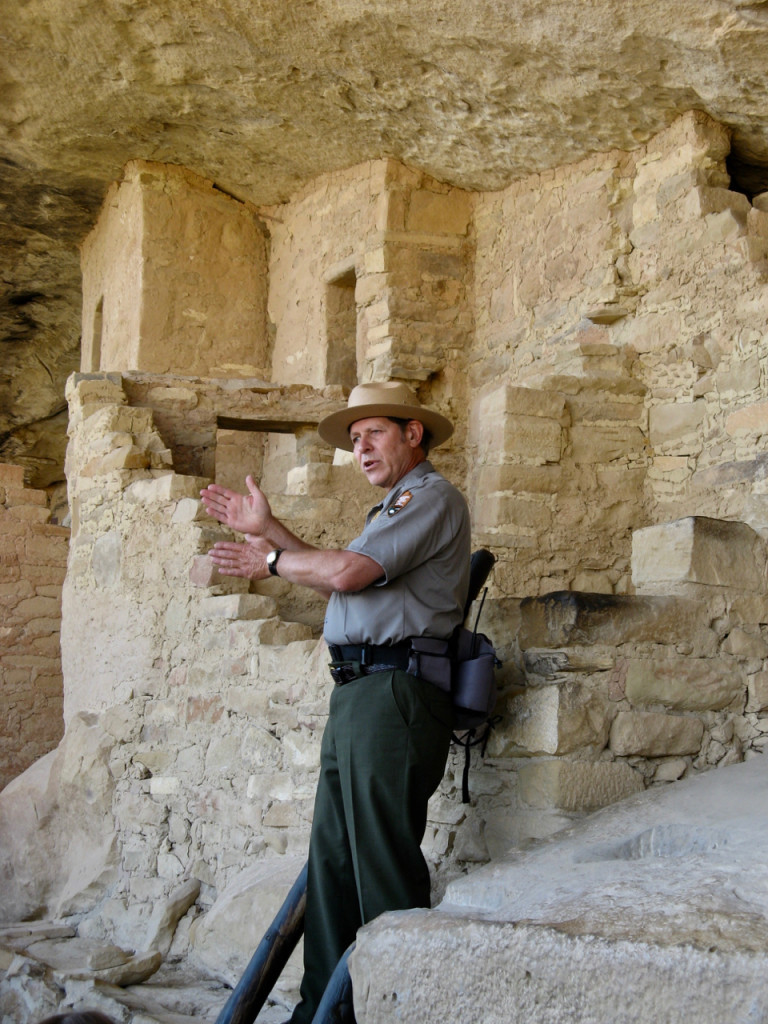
[200,475,273,537]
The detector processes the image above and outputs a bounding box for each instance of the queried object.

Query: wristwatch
[266,548,284,577]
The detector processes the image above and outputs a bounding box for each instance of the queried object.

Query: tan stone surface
[188,856,306,995]
[0,465,68,789]
[4,1,768,485]
[625,657,746,712]
[610,710,705,757]
[353,758,768,1024]
[6,99,768,1022]
[81,162,269,378]
[517,760,645,812]
[632,516,768,593]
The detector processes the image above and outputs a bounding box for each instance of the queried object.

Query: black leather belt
[328,640,412,670]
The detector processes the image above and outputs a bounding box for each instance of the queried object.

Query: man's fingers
[209,542,243,563]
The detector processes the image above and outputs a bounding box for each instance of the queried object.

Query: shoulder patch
[387,490,413,516]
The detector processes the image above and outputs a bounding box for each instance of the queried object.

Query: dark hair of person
[386,417,432,456]
[36,1012,117,1024]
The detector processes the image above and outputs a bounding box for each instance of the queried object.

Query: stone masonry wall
[0,463,69,790]
[3,112,768,1011]
[80,161,270,377]
[469,111,768,602]
[265,160,473,421]
[470,144,646,600]
[461,110,768,848]
[264,161,384,389]
[618,113,768,532]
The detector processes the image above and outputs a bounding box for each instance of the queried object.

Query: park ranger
[202,380,471,1023]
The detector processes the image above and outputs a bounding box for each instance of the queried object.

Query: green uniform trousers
[290,668,454,1024]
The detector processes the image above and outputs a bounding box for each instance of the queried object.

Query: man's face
[349,416,424,489]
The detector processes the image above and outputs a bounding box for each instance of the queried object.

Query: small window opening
[91,296,104,371]
[325,268,358,390]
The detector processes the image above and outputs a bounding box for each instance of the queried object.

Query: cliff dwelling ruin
[2,2,768,1021]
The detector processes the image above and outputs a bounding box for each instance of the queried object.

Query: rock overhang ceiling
[2,0,768,484]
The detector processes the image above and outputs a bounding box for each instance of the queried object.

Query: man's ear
[406,420,424,448]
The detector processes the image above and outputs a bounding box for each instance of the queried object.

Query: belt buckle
[330,663,359,685]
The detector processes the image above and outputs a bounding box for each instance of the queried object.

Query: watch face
[267,549,281,575]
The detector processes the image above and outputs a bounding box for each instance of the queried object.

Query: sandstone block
[185,695,224,724]
[506,685,612,756]
[504,687,559,754]
[476,464,562,495]
[625,658,745,712]
[649,400,706,447]
[480,383,565,423]
[253,619,314,644]
[148,776,180,796]
[144,385,199,409]
[569,422,646,463]
[125,473,210,503]
[144,877,201,954]
[5,485,48,507]
[522,647,617,677]
[519,591,706,650]
[517,759,644,811]
[502,414,562,462]
[406,189,471,235]
[721,628,768,659]
[678,186,750,222]
[701,208,747,245]
[0,464,26,486]
[725,400,768,438]
[653,757,688,782]
[171,497,205,523]
[81,446,150,476]
[286,464,334,495]
[198,594,278,620]
[747,671,768,714]
[189,554,225,587]
[5,505,51,524]
[717,354,761,396]
[474,493,550,532]
[632,517,768,593]
[205,734,243,771]
[189,856,305,993]
[610,711,704,756]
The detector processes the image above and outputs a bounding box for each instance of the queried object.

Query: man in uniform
[201,381,471,1023]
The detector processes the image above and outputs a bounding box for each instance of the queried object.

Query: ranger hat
[318,381,454,452]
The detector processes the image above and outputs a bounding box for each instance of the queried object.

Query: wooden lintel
[216,416,319,433]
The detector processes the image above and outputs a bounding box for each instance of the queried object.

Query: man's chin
[365,471,389,488]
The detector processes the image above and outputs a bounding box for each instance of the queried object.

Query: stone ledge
[198,594,278,620]
[610,710,704,757]
[632,516,768,593]
[517,759,644,811]
[518,591,706,650]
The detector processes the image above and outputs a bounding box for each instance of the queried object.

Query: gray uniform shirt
[324,461,471,646]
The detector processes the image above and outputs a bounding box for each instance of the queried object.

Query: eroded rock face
[350,754,768,1024]
[3,0,768,482]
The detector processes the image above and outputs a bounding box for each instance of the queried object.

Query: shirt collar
[368,460,434,520]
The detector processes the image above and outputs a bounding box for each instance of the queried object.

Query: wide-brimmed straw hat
[318,381,454,452]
